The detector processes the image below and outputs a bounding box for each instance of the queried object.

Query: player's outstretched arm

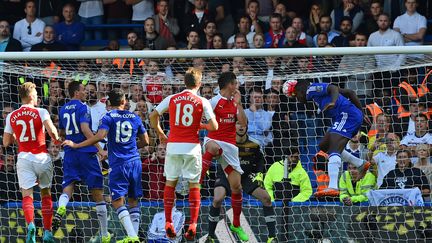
[2,132,14,147]
[81,122,104,152]
[137,132,150,148]
[63,129,108,149]
[43,119,61,143]
[149,110,167,143]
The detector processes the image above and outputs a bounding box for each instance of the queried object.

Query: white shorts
[165,153,202,183]
[203,137,243,174]
[16,157,53,190]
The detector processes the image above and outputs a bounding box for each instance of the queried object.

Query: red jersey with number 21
[207,93,237,145]
[4,105,49,155]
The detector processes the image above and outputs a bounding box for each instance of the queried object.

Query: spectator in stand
[367,13,405,70]
[227,15,255,49]
[283,26,305,48]
[381,149,430,200]
[316,32,328,47]
[264,88,280,115]
[0,105,14,135]
[48,141,64,199]
[85,82,107,134]
[126,31,138,50]
[393,0,427,59]
[200,83,214,100]
[54,3,84,51]
[274,2,291,29]
[245,87,273,148]
[344,132,368,169]
[400,114,432,157]
[142,60,165,104]
[104,0,132,40]
[368,113,391,158]
[249,0,276,21]
[78,0,104,40]
[279,0,311,19]
[211,32,226,49]
[264,13,285,48]
[185,30,201,49]
[339,163,376,205]
[182,0,214,44]
[264,147,312,202]
[307,3,321,37]
[30,25,66,51]
[330,0,363,33]
[13,0,45,52]
[201,20,217,49]
[208,0,235,42]
[291,17,312,47]
[253,32,264,48]
[246,0,265,34]
[142,143,166,200]
[313,15,339,47]
[233,33,249,49]
[331,16,353,47]
[126,0,154,35]
[45,80,65,115]
[414,144,432,187]
[264,146,311,242]
[153,0,179,47]
[143,17,169,50]
[97,80,111,101]
[339,32,375,99]
[0,20,23,52]
[371,133,399,188]
[359,0,382,36]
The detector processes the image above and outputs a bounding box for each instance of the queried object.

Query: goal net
[1,47,432,242]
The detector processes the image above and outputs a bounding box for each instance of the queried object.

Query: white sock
[129,207,140,235]
[328,153,342,189]
[96,202,109,237]
[341,150,363,167]
[116,206,137,237]
[58,194,70,208]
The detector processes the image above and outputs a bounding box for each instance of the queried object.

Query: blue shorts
[63,151,104,190]
[109,159,143,201]
[329,108,363,139]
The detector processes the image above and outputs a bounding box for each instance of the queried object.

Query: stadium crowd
[0,0,432,241]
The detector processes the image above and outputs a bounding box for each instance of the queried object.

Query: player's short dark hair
[108,88,126,107]
[68,81,81,98]
[218,71,237,89]
[285,147,299,156]
[294,80,311,93]
[184,67,203,89]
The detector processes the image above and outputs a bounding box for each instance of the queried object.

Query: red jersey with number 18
[207,93,237,145]
[4,105,50,156]
[155,89,215,154]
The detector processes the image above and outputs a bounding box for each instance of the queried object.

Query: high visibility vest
[394,69,431,118]
[366,103,383,137]
[312,151,329,192]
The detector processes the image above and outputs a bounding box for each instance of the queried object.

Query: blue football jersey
[59,99,97,153]
[306,83,360,119]
[98,110,146,167]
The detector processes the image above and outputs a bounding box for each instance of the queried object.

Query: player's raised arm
[339,87,363,111]
[234,89,247,127]
[63,129,108,149]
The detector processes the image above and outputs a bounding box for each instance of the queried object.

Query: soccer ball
[282,80,298,97]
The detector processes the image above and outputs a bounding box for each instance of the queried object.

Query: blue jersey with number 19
[59,99,97,153]
[98,110,146,167]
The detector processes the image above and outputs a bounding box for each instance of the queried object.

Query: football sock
[41,195,53,231]
[263,206,276,237]
[208,205,221,237]
[129,206,141,235]
[231,192,242,227]
[22,196,34,224]
[58,193,70,208]
[328,153,342,189]
[188,187,200,224]
[116,206,137,237]
[341,150,363,167]
[164,185,176,223]
[96,201,109,237]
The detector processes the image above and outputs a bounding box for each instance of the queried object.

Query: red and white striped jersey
[156,89,214,154]
[4,105,50,162]
[207,93,238,145]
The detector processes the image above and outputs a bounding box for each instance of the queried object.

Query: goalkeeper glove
[252,172,264,187]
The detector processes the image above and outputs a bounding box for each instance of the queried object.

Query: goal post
[1,46,432,242]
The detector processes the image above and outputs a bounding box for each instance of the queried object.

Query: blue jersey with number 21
[306,82,362,139]
[98,110,146,167]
